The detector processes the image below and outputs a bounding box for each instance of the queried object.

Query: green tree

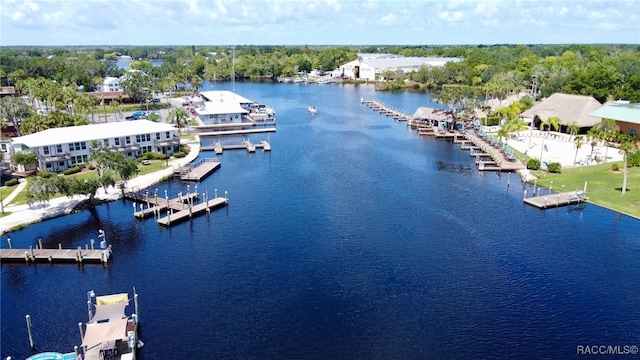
[573,135,584,164]
[618,136,637,196]
[0,96,33,136]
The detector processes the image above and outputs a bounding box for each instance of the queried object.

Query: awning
[81,318,129,347]
[96,293,129,306]
[91,302,128,323]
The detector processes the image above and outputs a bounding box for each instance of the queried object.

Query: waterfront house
[194,90,274,125]
[11,120,180,173]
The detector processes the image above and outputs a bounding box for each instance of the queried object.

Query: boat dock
[524,190,588,209]
[157,197,228,226]
[126,188,229,227]
[174,158,220,181]
[194,128,277,137]
[127,191,200,218]
[202,140,271,154]
[361,99,414,121]
[0,245,111,264]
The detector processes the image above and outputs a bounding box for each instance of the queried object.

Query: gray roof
[588,103,640,124]
[520,93,603,127]
[364,56,462,69]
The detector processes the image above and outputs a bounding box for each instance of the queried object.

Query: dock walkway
[361,99,413,121]
[202,140,271,154]
[1,246,111,264]
[174,158,220,181]
[524,191,587,209]
[157,197,228,226]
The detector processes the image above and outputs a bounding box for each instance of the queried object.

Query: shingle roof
[12,120,177,148]
[588,103,640,125]
[520,93,603,127]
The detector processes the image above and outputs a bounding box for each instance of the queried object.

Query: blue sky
[1,0,639,46]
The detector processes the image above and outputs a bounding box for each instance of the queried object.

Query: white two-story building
[12,120,180,173]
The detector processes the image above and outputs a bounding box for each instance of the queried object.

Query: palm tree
[566,121,580,140]
[573,135,584,164]
[169,108,190,133]
[618,136,637,196]
[538,116,560,165]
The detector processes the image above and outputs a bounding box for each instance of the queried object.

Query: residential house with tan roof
[519,93,603,133]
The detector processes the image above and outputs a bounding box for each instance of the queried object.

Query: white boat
[308,106,317,114]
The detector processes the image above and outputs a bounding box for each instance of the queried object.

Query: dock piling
[7,237,11,249]
[26,315,34,349]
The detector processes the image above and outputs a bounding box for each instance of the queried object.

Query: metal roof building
[339,54,462,81]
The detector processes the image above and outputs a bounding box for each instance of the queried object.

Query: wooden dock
[175,158,220,181]
[1,246,111,264]
[157,197,228,226]
[128,191,199,218]
[195,128,277,137]
[202,140,271,154]
[524,191,588,209]
[361,99,414,121]
[127,188,230,227]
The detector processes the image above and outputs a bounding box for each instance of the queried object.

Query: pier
[174,158,220,181]
[524,190,587,209]
[157,197,228,226]
[361,99,414,121]
[126,187,229,227]
[0,246,111,264]
[202,140,271,154]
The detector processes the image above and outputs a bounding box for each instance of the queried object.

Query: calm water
[2,82,639,360]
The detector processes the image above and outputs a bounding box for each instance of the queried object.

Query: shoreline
[0,138,201,235]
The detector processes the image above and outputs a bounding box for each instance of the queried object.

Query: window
[69,142,86,151]
[56,145,63,153]
[156,133,160,140]
[166,132,170,139]
[146,134,151,141]
[115,138,120,146]
[126,136,131,145]
[43,146,50,155]
[136,135,141,143]
[103,139,109,147]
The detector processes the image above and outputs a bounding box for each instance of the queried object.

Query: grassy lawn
[530,161,640,218]
[1,184,18,202]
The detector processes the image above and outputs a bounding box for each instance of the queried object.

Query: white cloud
[380,12,396,25]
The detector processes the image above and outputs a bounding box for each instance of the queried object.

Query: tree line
[1,44,639,104]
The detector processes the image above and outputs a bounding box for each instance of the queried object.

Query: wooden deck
[175,158,221,181]
[157,197,228,226]
[361,99,414,121]
[128,191,199,218]
[1,246,111,264]
[196,128,277,136]
[202,140,271,154]
[462,132,526,172]
[524,191,588,209]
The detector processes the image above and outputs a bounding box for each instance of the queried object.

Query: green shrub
[62,166,81,175]
[527,159,540,170]
[611,163,620,171]
[143,152,168,160]
[547,162,562,173]
[37,171,54,178]
[173,151,186,158]
[88,164,96,170]
[628,150,640,167]
[4,178,19,186]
